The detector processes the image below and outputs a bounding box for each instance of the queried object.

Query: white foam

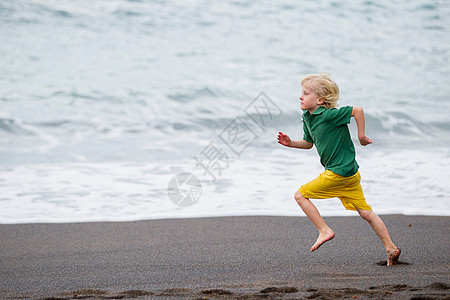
[0,146,448,224]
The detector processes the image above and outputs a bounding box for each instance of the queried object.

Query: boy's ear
[317,98,325,105]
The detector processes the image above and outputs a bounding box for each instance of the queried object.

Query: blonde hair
[301,73,340,108]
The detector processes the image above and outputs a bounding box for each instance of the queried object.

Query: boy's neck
[308,105,324,114]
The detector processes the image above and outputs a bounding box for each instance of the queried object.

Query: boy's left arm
[351,106,373,146]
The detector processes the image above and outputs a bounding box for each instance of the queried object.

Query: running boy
[277,73,401,266]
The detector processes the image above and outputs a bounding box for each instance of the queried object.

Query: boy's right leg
[356,209,401,266]
[294,190,335,252]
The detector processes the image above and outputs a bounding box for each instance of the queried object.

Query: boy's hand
[277,132,291,147]
[359,135,373,146]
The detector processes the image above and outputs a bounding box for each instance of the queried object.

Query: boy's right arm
[277,132,313,149]
[351,106,373,146]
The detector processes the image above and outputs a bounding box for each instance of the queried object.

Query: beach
[1,215,448,299]
[2,2,449,298]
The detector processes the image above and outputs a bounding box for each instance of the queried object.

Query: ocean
[1,0,449,224]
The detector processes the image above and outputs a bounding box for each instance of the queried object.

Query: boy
[277,73,401,266]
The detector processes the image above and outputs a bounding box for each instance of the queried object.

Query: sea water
[1,0,449,223]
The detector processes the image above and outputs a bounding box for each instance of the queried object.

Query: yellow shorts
[298,170,372,211]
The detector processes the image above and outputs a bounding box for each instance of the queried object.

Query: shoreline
[2,211,450,226]
[1,215,449,299]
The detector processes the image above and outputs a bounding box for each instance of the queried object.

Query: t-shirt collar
[305,106,326,116]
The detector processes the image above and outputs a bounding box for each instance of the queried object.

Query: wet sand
[0,215,449,299]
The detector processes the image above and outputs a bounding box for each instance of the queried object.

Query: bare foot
[387,246,401,266]
[310,230,335,252]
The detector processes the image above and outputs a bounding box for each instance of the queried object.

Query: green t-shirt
[302,106,358,177]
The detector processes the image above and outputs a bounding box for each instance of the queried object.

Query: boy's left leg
[297,170,347,252]
[294,190,335,252]
[356,208,401,266]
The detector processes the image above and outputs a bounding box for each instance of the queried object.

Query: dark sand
[0,215,449,299]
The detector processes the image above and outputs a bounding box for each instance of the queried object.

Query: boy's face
[300,85,323,113]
